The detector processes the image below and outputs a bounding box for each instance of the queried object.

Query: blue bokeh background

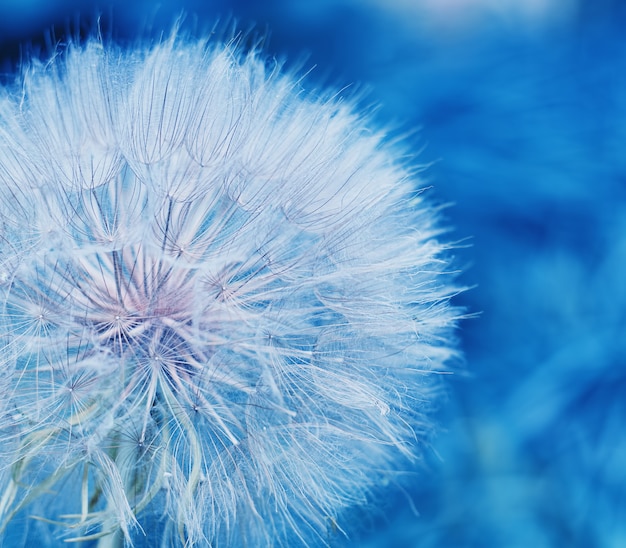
[1,1,625,546]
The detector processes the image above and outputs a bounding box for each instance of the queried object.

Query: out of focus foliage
[1,1,625,546]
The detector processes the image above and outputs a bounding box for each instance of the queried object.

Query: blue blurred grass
[1,1,625,546]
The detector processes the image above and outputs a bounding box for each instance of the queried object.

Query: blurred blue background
[1,0,625,546]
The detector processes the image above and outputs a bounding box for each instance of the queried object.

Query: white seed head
[0,31,461,547]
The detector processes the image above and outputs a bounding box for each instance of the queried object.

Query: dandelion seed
[0,29,461,547]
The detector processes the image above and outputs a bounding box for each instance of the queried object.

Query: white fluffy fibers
[0,33,460,547]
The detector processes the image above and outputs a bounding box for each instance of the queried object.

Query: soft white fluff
[0,32,459,547]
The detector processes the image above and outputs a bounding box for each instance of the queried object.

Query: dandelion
[0,29,461,547]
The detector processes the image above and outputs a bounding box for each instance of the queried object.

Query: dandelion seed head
[0,29,461,546]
